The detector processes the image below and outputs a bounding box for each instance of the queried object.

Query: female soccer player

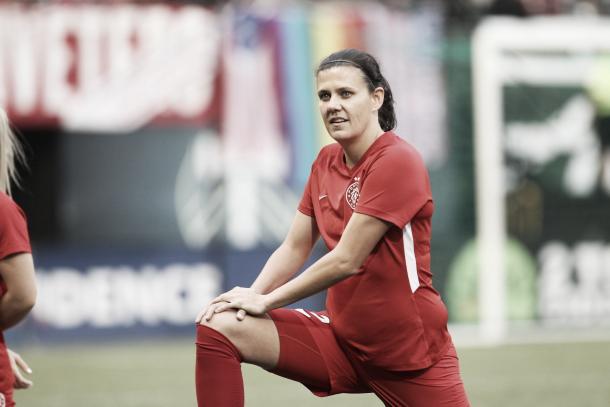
[195,49,470,406]
[0,108,36,407]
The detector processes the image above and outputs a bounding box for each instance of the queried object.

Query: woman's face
[316,65,382,142]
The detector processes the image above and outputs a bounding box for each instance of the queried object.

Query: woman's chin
[328,129,355,141]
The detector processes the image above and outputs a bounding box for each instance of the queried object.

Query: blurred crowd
[443,0,610,28]
[2,0,609,25]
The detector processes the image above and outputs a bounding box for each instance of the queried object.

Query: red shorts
[268,308,470,407]
[0,343,15,407]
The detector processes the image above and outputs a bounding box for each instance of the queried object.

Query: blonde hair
[0,108,25,196]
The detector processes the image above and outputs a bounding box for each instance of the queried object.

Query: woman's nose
[326,95,341,111]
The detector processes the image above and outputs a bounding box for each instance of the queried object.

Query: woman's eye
[341,91,352,97]
[319,93,330,101]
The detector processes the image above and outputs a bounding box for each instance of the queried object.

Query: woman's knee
[198,311,245,342]
[197,311,280,368]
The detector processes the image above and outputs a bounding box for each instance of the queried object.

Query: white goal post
[472,17,610,343]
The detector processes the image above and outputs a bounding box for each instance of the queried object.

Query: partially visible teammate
[0,108,36,407]
[195,49,470,406]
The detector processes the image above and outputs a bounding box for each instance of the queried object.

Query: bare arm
[250,211,320,294]
[196,211,318,322]
[0,253,37,330]
[207,212,389,317]
[263,213,389,310]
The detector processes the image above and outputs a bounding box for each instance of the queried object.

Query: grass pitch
[11,338,610,406]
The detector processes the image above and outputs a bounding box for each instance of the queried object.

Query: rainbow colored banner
[219,2,447,189]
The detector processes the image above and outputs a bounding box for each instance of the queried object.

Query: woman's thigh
[268,308,369,397]
[364,343,470,407]
[201,308,369,396]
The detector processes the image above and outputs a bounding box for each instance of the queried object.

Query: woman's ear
[371,87,385,111]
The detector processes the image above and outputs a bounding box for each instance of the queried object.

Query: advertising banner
[0,4,221,130]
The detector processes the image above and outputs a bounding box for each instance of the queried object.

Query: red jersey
[0,192,30,407]
[298,132,451,371]
[0,192,31,299]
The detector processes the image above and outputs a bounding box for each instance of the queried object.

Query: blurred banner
[504,81,610,324]
[2,2,449,341]
[0,4,221,130]
[29,248,223,341]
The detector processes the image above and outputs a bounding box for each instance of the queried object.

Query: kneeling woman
[195,49,470,407]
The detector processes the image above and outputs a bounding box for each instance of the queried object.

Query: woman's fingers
[196,287,250,324]
[12,351,32,375]
[214,301,240,314]
[8,350,33,389]
[195,306,206,323]
[195,303,219,324]
[13,372,33,389]
[204,303,220,321]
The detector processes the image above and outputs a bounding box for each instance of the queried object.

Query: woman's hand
[195,287,268,323]
[8,349,33,389]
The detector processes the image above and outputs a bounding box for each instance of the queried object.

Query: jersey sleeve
[298,147,329,218]
[297,172,314,217]
[355,147,431,229]
[0,194,31,260]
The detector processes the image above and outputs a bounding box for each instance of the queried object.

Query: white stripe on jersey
[403,223,420,293]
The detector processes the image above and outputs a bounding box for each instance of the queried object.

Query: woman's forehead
[316,65,367,88]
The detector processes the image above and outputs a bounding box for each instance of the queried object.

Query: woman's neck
[341,126,385,168]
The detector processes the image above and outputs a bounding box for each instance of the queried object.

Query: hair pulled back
[316,49,396,132]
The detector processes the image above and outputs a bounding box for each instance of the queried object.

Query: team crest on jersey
[345,177,360,210]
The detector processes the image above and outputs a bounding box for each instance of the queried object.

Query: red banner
[0,4,221,131]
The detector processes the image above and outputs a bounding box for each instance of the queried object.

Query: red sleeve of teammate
[355,147,431,229]
[0,193,31,260]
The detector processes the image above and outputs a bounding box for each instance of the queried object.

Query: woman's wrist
[262,291,280,313]
[250,284,267,295]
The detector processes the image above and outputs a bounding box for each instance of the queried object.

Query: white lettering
[41,6,78,116]
[294,308,330,324]
[165,8,219,116]
[35,268,86,329]
[1,5,220,129]
[295,308,310,318]
[106,6,138,86]
[78,6,105,95]
[32,262,222,329]
[9,8,39,115]
[539,241,610,322]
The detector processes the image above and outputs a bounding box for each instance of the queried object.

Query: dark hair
[316,48,396,132]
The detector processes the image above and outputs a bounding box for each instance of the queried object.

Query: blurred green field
[11,339,610,406]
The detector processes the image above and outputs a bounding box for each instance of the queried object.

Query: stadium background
[1,0,609,405]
